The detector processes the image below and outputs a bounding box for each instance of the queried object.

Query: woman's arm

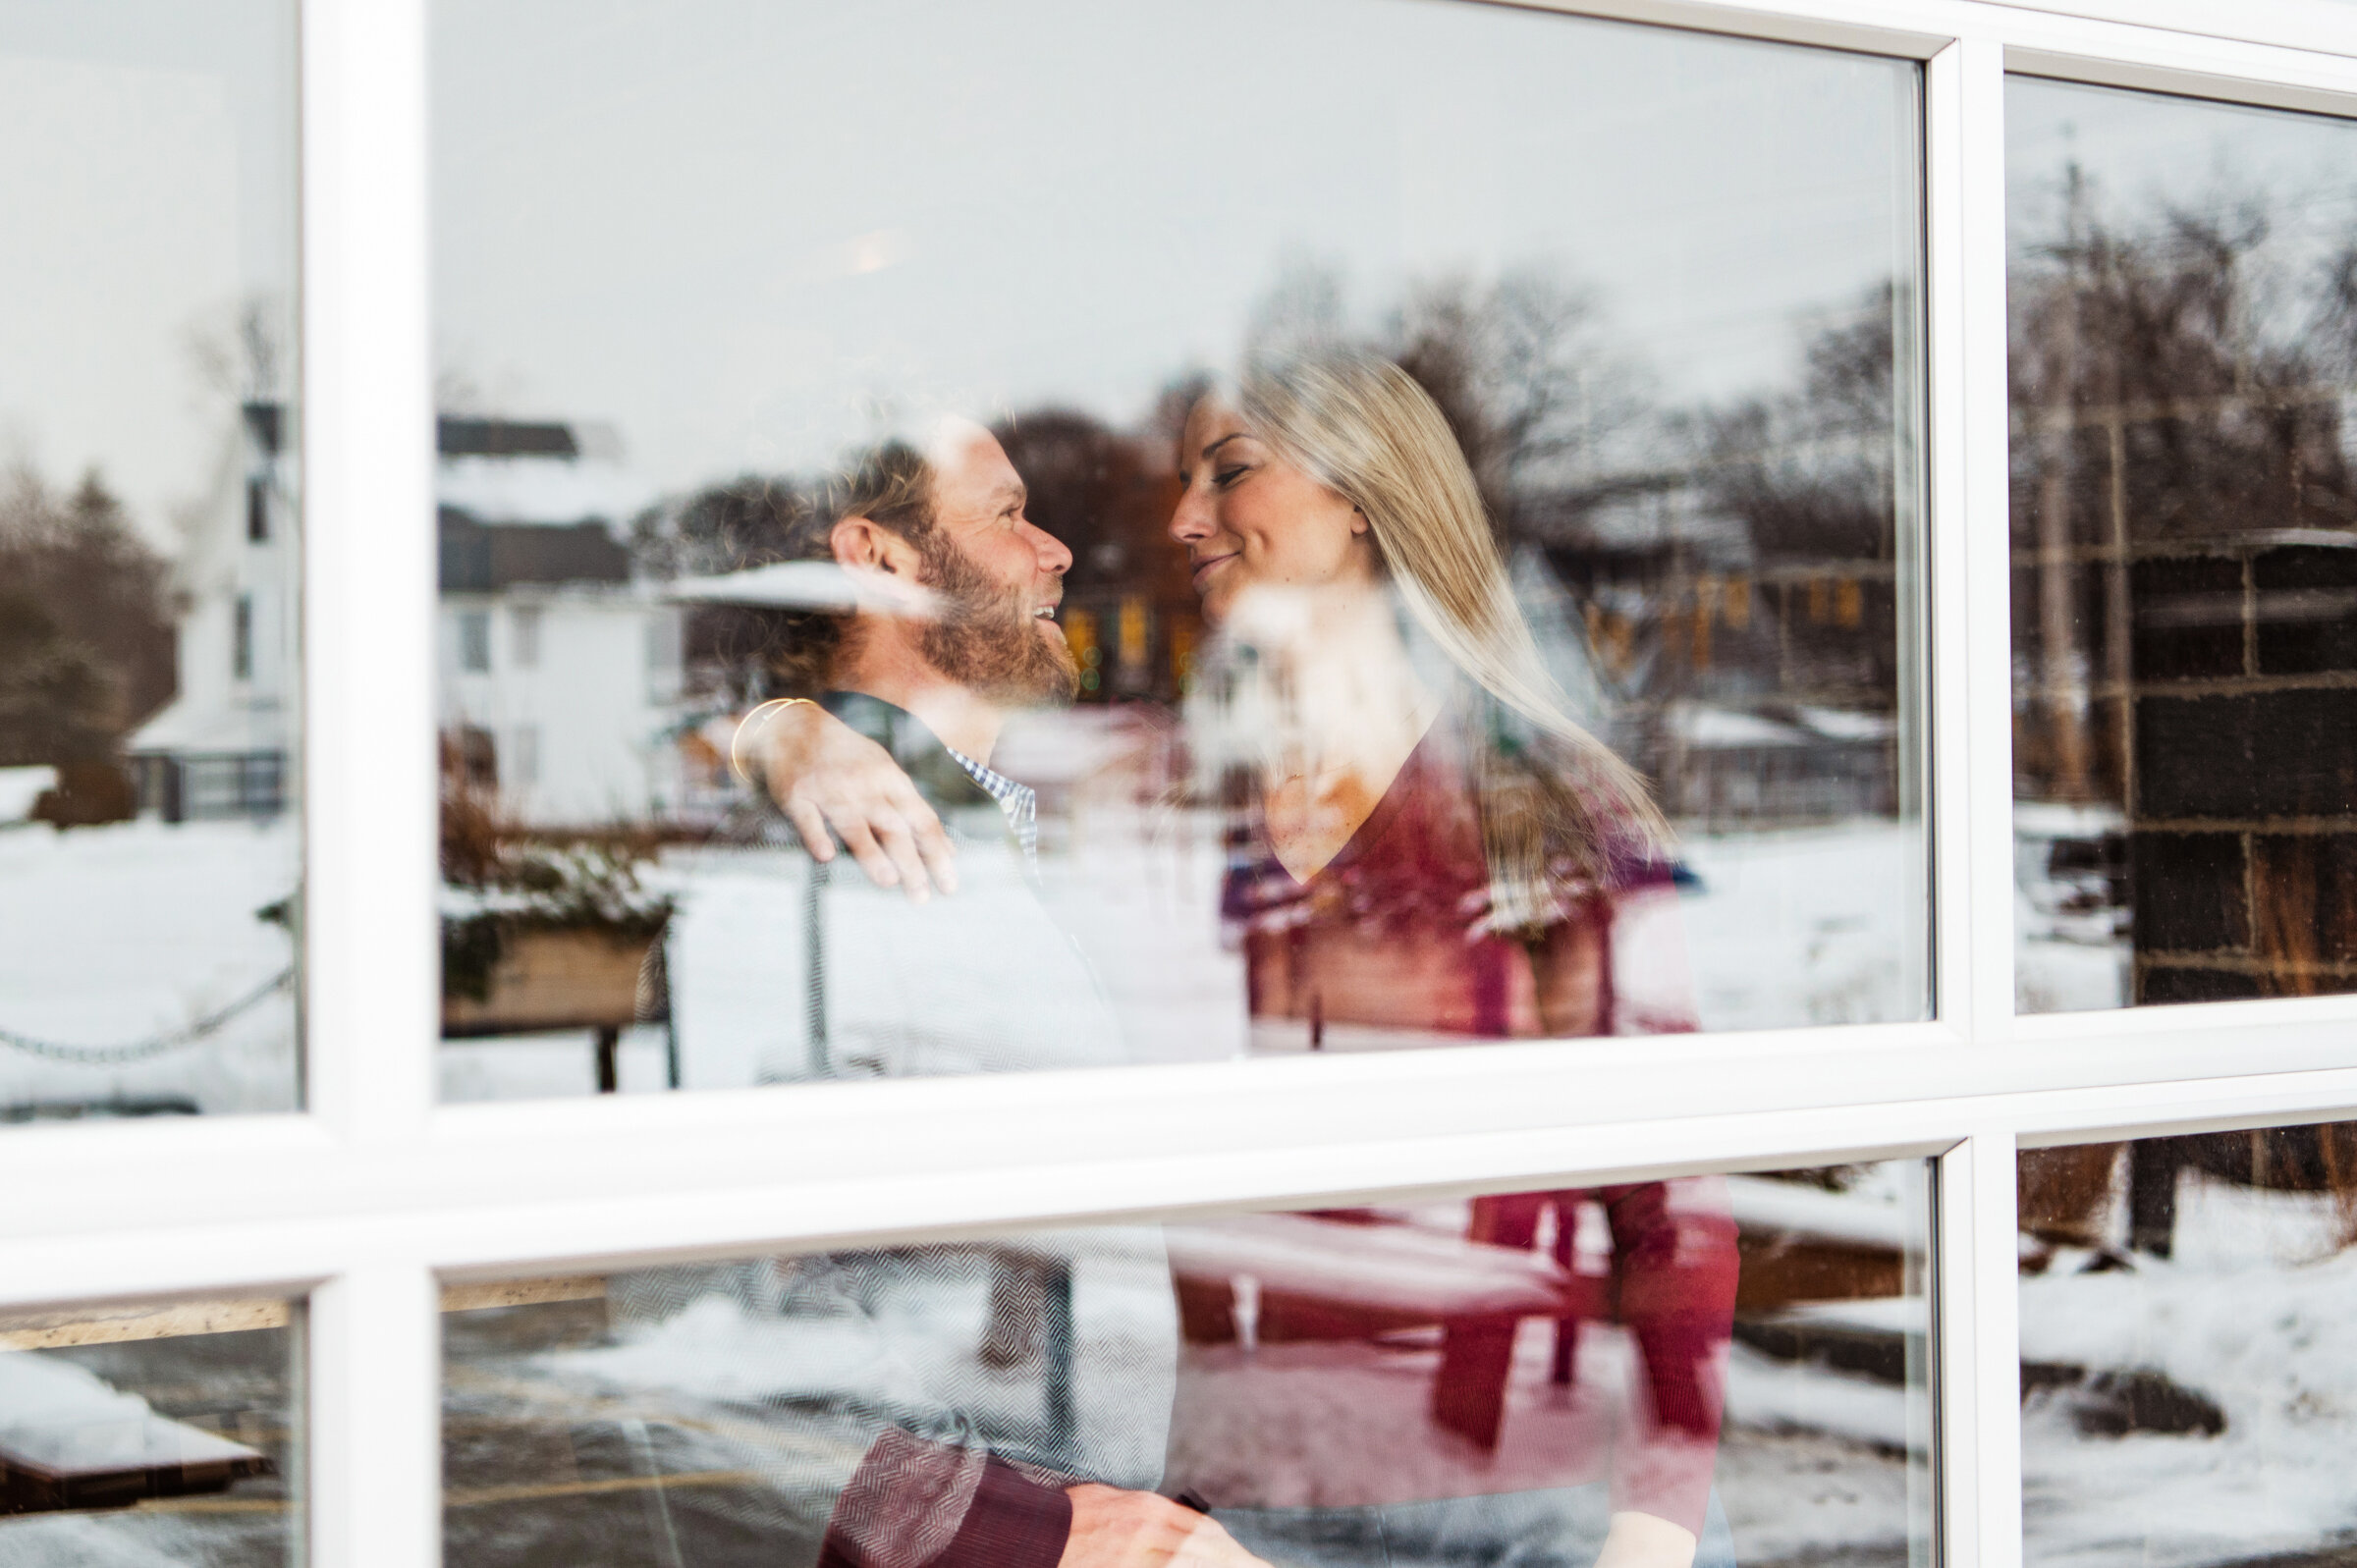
[1591,1510,1699,1568]
[740,700,959,899]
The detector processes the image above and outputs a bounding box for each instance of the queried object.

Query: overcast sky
[430,0,1916,494]
[8,0,1926,541]
[2008,74,2357,289]
[0,0,292,547]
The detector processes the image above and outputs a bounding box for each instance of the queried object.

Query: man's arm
[740,699,959,899]
[820,1433,1272,1568]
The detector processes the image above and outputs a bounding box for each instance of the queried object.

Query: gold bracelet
[730,696,818,788]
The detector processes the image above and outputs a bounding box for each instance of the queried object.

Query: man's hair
[766,440,937,693]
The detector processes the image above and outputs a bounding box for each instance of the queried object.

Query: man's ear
[831,516,929,611]
[831,515,891,571]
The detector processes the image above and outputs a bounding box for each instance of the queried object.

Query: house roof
[437,417,577,459]
[438,512,632,591]
[124,697,289,756]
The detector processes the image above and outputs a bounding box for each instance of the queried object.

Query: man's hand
[1057,1485,1274,1568]
[748,702,958,900]
[1590,1510,1698,1568]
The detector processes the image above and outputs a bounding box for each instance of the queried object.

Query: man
[735,418,1268,1568]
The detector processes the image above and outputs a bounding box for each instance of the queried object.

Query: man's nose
[1025,520,1073,576]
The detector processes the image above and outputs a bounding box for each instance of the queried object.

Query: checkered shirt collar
[943,745,1038,865]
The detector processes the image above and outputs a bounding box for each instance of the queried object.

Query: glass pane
[446,1162,1931,1567]
[431,1,1928,1105]
[0,1295,301,1561]
[2008,78,2357,1010]
[0,2,301,1112]
[2019,1123,2357,1562]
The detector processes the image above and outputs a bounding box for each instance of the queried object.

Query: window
[13,7,2357,1568]
[2019,1118,2357,1562]
[509,604,540,670]
[433,0,1930,1108]
[0,0,301,1151]
[443,1162,1933,1566]
[2008,77,2357,1011]
[0,1295,301,1560]
[457,609,491,674]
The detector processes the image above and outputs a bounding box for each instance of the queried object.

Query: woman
[1172,351,1668,1048]
[748,351,1737,1568]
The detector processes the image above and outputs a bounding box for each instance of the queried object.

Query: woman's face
[1170,397,1378,624]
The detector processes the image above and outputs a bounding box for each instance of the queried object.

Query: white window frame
[5,2,2357,1563]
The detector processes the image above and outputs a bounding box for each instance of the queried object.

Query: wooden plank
[0,1276,607,1349]
[0,1300,290,1350]
[438,1276,606,1313]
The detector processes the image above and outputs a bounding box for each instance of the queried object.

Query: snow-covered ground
[0,772,1933,1109]
[0,1326,297,1566]
[2014,801,2131,1014]
[1674,823,1928,1031]
[2020,1172,2357,1567]
[0,818,298,1115]
[430,804,1935,1103]
[438,1170,1932,1568]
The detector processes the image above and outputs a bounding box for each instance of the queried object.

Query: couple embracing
[735,349,1738,1568]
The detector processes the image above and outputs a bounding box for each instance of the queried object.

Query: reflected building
[128,402,294,822]
[2008,93,2357,1006]
[1527,455,1905,830]
[434,416,682,827]
[995,411,1198,704]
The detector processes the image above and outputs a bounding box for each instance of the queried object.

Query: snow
[1670,704,1810,748]
[2014,802,2131,1014]
[1725,1175,1922,1253]
[435,1171,1933,1564]
[0,767,56,822]
[1794,708,1896,743]
[0,1349,263,1473]
[1726,1339,1916,1458]
[1669,822,1928,1031]
[0,819,297,1114]
[437,452,654,528]
[2020,1174,2357,1567]
[0,804,1932,1112]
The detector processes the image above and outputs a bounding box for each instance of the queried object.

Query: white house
[126,402,296,820]
[433,417,680,826]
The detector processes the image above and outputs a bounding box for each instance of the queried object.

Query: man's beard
[916,533,1079,707]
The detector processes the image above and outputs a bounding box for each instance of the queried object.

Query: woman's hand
[1590,1510,1698,1568]
[744,701,958,900]
[1058,1485,1274,1568]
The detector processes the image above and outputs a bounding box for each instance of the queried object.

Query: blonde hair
[1236,349,1667,924]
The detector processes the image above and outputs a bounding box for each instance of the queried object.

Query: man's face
[915,422,1078,706]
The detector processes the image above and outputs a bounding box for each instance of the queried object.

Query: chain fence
[0,968,295,1065]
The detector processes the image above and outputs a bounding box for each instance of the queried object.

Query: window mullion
[1938,29,2021,1043]
[308,1262,442,1568]
[300,0,439,1146]
[1937,1128,2026,1568]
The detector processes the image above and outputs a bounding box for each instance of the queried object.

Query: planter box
[441,925,664,1039]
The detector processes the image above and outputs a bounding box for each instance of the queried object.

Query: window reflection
[0,0,301,1118]
[2019,1124,2357,1562]
[0,1297,300,1561]
[431,0,1928,1103]
[444,1162,1930,1568]
[2009,79,2357,1010]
